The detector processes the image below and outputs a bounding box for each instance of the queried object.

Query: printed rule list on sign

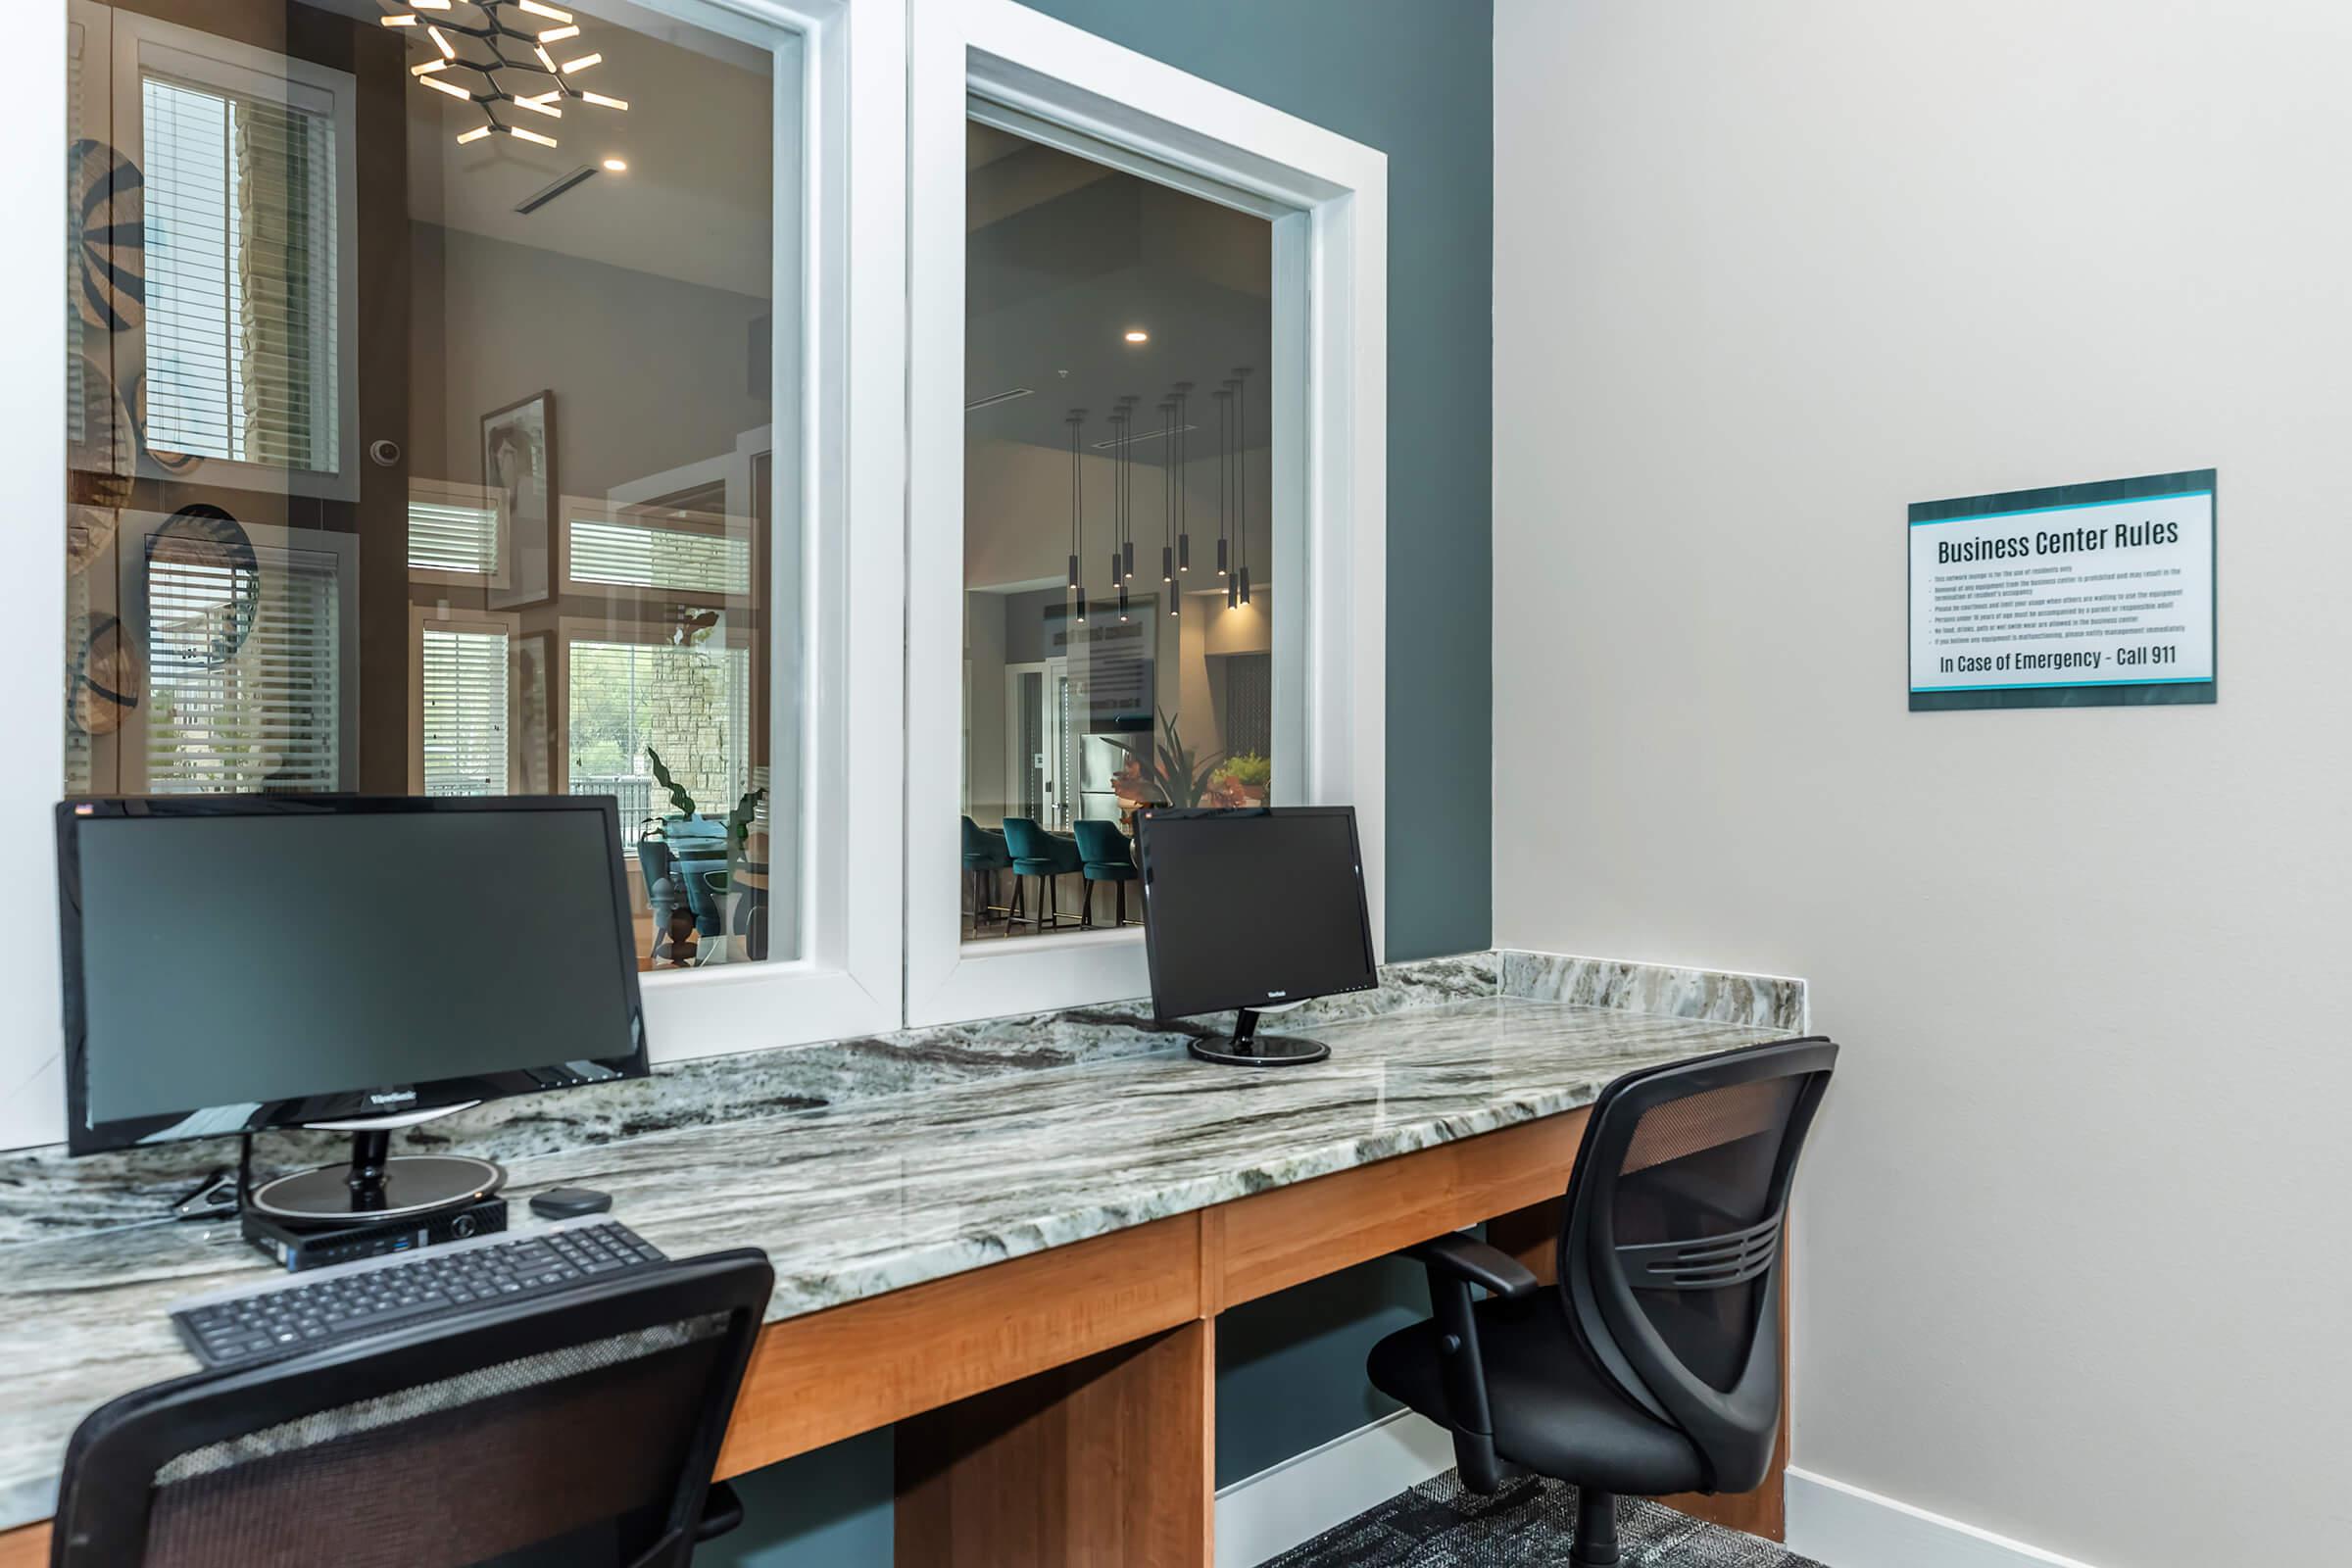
[1908,477,2215,710]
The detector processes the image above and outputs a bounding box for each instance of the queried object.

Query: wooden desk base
[0,1106,1788,1566]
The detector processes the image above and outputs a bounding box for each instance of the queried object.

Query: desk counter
[0,958,1804,1553]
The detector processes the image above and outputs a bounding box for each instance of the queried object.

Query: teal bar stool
[1001,816,1083,929]
[961,815,1012,931]
[1072,818,1139,928]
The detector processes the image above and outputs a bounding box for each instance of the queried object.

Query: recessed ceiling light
[602,158,628,172]
[1124,329,1149,344]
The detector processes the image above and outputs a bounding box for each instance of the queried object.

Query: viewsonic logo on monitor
[368,1090,417,1106]
[1266,989,1288,999]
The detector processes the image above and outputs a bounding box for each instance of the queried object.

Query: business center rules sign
[1908,469,2216,711]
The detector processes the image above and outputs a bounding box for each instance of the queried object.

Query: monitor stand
[1187,1007,1331,1067]
[247,1128,505,1230]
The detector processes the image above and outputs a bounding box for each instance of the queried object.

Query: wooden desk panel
[0,1107,1789,1568]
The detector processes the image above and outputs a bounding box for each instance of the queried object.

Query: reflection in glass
[962,120,1275,940]
[62,0,799,974]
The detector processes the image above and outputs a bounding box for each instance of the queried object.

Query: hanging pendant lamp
[1172,381,1193,573]
[1233,367,1253,606]
[1067,408,1087,625]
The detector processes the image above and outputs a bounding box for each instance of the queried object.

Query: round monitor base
[1187,1035,1331,1068]
[249,1155,505,1227]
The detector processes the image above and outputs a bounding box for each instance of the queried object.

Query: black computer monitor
[56,795,650,1223]
[1134,806,1376,1066]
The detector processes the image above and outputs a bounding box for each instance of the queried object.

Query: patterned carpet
[1268,1473,1827,1568]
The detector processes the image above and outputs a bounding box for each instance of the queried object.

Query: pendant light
[1119,394,1140,583]
[1213,385,1233,593]
[1108,407,1128,621]
[1172,381,1194,573]
[1159,399,1177,588]
[1067,408,1087,625]
[1233,367,1252,606]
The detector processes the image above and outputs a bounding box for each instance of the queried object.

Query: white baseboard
[1787,1469,2104,1568]
[1213,1409,1455,1567]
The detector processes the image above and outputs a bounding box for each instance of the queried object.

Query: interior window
[64,0,802,974]
[960,116,1276,942]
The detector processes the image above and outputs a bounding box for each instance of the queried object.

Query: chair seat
[1081,861,1137,881]
[1010,857,1071,876]
[1367,1294,1706,1496]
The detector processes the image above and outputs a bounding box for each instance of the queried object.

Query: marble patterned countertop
[0,951,1806,1534]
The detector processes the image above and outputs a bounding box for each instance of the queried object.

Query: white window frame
[0,0,906,1150]
[109,6,363,501]
[906,0,1388,1026]
[409,604,520,796]
[592,0,905,1059]
[4,2,68,1151]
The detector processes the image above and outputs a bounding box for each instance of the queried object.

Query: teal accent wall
[710,6,1492,1556]
[1025,0,1496,964]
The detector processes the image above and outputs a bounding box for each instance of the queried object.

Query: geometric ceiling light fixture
[381,1,631,149]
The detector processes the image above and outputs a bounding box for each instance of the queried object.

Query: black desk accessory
[244,1194,509,1272]
[174,1217,667,1368]
[530,1186,614,1218]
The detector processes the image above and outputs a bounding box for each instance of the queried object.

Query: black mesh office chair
[1368,1037,1838,1567]
[49,1250,774,1568]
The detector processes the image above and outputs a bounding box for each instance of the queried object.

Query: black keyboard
[170,1219,668,1370]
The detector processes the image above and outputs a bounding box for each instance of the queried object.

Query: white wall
[1493,4,2352,1566]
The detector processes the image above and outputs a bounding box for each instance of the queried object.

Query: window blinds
[409,496,502,575]
[146,538,341,792]
[567,639,755,797]
[420,626,511,797]
[142,74,338,473]
[569,515,752,596]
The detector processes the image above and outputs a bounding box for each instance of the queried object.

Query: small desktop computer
[55,795,651,1239]
[1133,806,1378,1065]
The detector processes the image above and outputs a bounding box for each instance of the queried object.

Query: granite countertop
[0,992,1786,1533]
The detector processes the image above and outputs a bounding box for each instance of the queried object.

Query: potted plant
[636,747,766,964]
[1215,752,1270,807]
[1106,710,1250,815]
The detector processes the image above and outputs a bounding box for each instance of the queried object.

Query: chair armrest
[1402,1232,1540,1300]
[1395,1232,1539,1495]
[694,1479,746,1543]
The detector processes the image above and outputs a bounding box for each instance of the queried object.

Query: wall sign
[1909,469,2216,711]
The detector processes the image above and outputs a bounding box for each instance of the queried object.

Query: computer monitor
[56,795,650,1224]
[1134,806,1376,1066]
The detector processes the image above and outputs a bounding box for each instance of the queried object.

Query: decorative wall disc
[67,507,117,578]
[69,138,144,333]
[68,612,143,737]
[128,370,201,476]
[68,354,132,507]
[152,505,262,668]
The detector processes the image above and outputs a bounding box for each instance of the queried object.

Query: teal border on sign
[1907,468,2218,712]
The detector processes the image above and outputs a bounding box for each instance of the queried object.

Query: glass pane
[64,1,803,974]
[961,119,1276,941]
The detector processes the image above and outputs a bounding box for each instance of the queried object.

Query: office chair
[961,814,1013,931]
[1001,815,1083,929]
[1368,1037,1838,1567]
[49,1250,774,1568]
[1071,818,1139,927]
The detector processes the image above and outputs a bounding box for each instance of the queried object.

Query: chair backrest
[1000,815,1053,862]
[1070,818,1130,867]
[51,1250,774,1568]
[961,815,1008,863]
[1555,1038,1836,1494]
